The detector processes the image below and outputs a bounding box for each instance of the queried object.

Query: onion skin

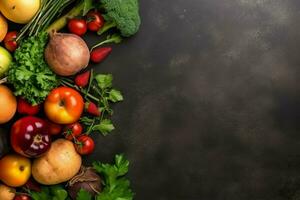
[45,32,90,76]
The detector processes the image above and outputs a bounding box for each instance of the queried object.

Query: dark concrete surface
[91,0,299,199]
[5,0,300,199]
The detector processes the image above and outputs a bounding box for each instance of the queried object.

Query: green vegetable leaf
[31,187,50,200]
[30,185,68,200]
[95,74,113,89]
[76,189,92,200]
[51,185,68,200]
[93,154,134,200]
[82,0,94,15]
[108,89,124,102]
[92,119,115,136]
[8,32,59,105]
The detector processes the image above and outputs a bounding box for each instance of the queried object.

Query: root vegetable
[68,167,102,199]
[32,139,82,185]
[45,32,90,76]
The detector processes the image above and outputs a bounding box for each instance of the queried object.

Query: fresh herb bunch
[29,185,68,200]
[17,0,76,41]
[61,71,123,136]
[76,154,134,200]
[8,32,59,105]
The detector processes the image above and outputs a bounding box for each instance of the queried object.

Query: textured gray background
[88,0,300,199]
[5,0,300,199]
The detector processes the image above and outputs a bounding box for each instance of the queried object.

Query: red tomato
[17,98,40,115]
[75,135,95,155]
[4,31,18,52]
[44,87,84,124]
[14,194,31,200]
[63,122,83,140]
[87,11,104,32]
[68,19,87,36]
[46,120,62,135]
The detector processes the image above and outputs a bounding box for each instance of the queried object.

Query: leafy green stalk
[91,34,122,51]
[93,154,134,200]
[17,0,76,41]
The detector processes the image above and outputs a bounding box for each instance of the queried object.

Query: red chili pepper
[90,47,112,63]
[75,71,90,87]
[85,102,101,116]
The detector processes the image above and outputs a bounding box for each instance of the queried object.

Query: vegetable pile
[0,0,140,199]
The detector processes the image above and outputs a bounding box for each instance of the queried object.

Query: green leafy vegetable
[95,74,113,89]
[109,89,124,102]
[76,189,92,200]
[93,154,134,200]
[92,119,115,136]
[30,185,68,200]
[8,32,59,105]
[98,0,141,37]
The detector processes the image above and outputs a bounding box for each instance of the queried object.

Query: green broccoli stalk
[97,0,141,37]
[91,34,122,51]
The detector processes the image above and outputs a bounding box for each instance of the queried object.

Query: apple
[11,116,51,158]
[0,46,12,77]
[0,154,31,187]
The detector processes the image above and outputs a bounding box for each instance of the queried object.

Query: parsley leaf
[108,89,124,102]
[92,119,115,136]
[93,154,134,200]
[76,189,92,200]
[7,32,59,105]
[95,74,113,89]
[30,185,67,200]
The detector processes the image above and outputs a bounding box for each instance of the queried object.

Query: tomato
[11,116,51,158]
[4,31,18,52]
[63,122,83,140]
[75,135,95,155]
[0,154,31,187]
[68,19,87,36]
[14,194,31,200]
[46,120,62,135]
[17,98,40,115]
[87,11,104,32]
[44,87,84,124]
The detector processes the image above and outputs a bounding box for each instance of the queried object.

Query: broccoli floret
[98,0,141,37]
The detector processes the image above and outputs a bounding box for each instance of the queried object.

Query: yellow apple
[0,0,40,24]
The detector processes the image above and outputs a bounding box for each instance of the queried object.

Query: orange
[0,85,17,124]
[0,13,8,42]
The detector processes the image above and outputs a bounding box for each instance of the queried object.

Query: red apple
[11,116,51,158]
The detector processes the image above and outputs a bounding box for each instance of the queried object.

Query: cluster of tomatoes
[11,86,95,159]
[68,10,104,36]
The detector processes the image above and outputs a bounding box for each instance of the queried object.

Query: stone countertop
[6,0,300,199]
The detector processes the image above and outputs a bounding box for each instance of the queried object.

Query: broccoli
[98,0,141,37]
